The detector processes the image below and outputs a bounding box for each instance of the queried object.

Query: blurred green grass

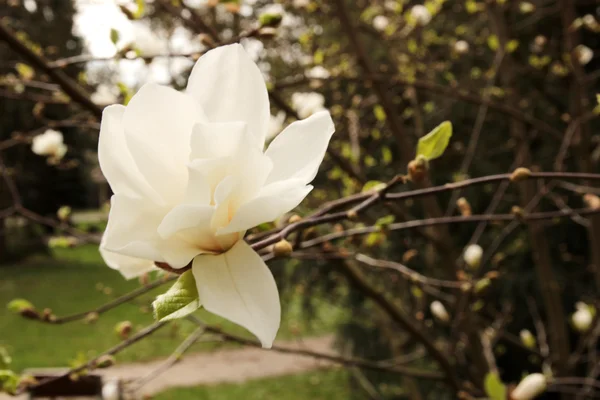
[0,245,347,372]
[153,368,351,400]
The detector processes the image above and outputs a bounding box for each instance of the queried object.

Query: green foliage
[6,299,34,314]
[361,180,386,192]
[153,271,200,321]
[0,348,11,369]
[484,372,507,400]
[0,370,19,394]
[416,121,453,161]
[110,28,120,45]
[373,105,386,122]
[259,13,283,28]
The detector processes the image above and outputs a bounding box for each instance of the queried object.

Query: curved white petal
[265,110,335,185]
[98,105,159,201]
[123,83,204,204]
[218,180,312,235]
[99,244,156,280]
[190,121,255,160]
[192,240,280,348]
[103,194,201,268]
[157,204,221,253]
[186,44,270,147]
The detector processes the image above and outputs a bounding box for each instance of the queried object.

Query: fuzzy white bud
[31,129,67,161]
[463,244,483,269]
[572,303,593,332]
[520,329,536,349]
[373,15,389,32]
[430,300,450,322]
[454,40,469,54]
[575,45,593,65]
[511,373,547,400]
[101,380,120,400]
[410,5,431,26]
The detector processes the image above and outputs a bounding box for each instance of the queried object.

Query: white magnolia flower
[410,5,432,26]
[511,373,547,400]
[373,15,389,32]
[430,300,450,322]
[572,302,593,332]
[520,329,536,349]
[454,40,469,55]
[98,44,335,348]
[32,129,67,161]
[101,380,120,400]
[292,92,326,119]
[463,244,483,269]
[575,45,593,65]
[306,65,330,79]
[266,111,286,140]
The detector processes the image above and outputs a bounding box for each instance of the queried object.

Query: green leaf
[505,39,519,53]
[15,63,34,80]
[375,215,395,228]
[484,372,507,400]
[362,180,386,193]
[0,370,19,395]
[259,13,283,27]
[0,348,11,369]
[110,28,120,46]
[153,271,200,321]
[416,121,453,161]
[373,105,386,122]
[7,299,34,313]
[133,0,145,18]
[487,35,499,51]
[313,49,324,65]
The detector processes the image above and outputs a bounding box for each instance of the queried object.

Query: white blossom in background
[306,65,330,79]
[91,84,118,105]
[266,111,286,140]
[572,302,593,332]
[293,0,310,8]
[511,373,547,400]
[463,244,483,269]
[101,380,120,400]
[575,45,594,65]
[520,329,536,349]
[519,2,535,14]
[430,300,450,322]
[32,129,67,162]
[98,44,335,348]
[373,15,389,32]
[454,40,469,55]
[410,5,432,26]
[292,92,326,119]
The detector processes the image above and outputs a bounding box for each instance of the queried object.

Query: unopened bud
[259,13,283,28]
[346,209,358,220]
[463,244,483,269]
[474,278,491,293]
[583,194,600,210]
[95,355,116,369]
[572,303,593,333]
[56,206,71,222]
[511,373,547,400]
[85,312,99,324]
[511,205,524,218]
[273,239,293,257]
[257,27,278,39]
[520,329,536,349]
[456,197,471,216]
[510,167,531,182]
[402,249,418,263]
[115,321,133,339]
[288,214,302,224]
[407,156,428,183]
[430,300,450,322]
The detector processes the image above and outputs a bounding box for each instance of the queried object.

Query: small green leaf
[487,34,499,51]
[362,180,386,193]
[0,370,19,395]
[375,215,395,228]
[0,348,11,369]
[506,39,519,53]
[153,271,200,321]
[373,105,386,122]
[259,13,283,27]
[15,63,34,80]
[484,372,507,400]
[416,121,453,161]
[110,28,120,46]
[7,299,34,314]
[133,0,145,18]
[313,49,324,65]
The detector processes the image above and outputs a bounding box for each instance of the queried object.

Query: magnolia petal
[211,176,240,250]
[186,44,270,147]
[265,110,334,185]
[98,105,159,201]
[187,157,231,203]
[190,121,253,160]
[183,166,211,205]
[192,240,280,348]
[218,180,312,235]
[157,204,221,253]
[123,83,203,204]
[99,244,156,280]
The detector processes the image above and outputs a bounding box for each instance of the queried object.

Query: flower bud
[575,45,593,65]
[520,329,536,349]
[407,156,428,182]
[373,15,389,32]
[259,13,283,28]
[454,40,469,55]
[510,167,531,182]
[519,2,535,14]
[288,215,302,224]
[273,239,293,257]
[430,300,450,322]
[456,197,471,216]
[115,321,133,339]
[511,373,547,400]
[95,355,116,369]
[463,244,483,270]
[56,206,71,222]
[583,194,600,210]
[410,5,431,26]
[257,27,278,39]
[572,303,593,333]
[85,312,99,324]
[101,379,120,400]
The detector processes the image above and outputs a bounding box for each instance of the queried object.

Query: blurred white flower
[463,244,483,269]
[519,2,535,14]
[32,129,67,162]
[373,15,389,31]
[410,5,431,26]
[575,45,593,65]
[293,0,310,8]
[91,84,118,105]
[292,92,325,119]
[430,300,450,322]
[520,329,536,349]
[98,44,335,348]
[511,373,547,400]
[101,380,120,400]
[306,65,330,79]
[572,302,593,332]
[454,40,469,54]
[266,111,286,140]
